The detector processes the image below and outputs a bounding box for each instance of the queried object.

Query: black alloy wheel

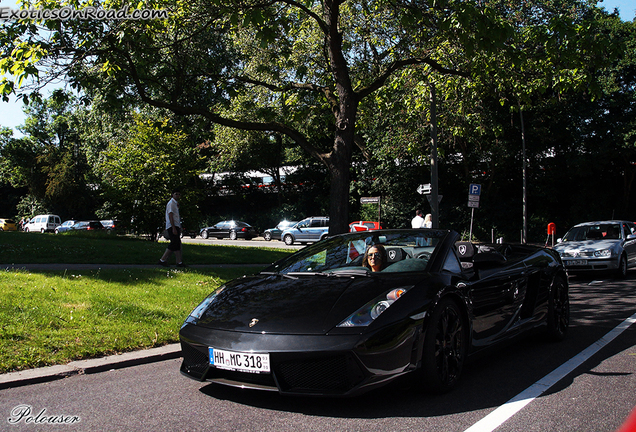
[421,298,466,393]
[616,254,628,279]
[546,276,570,341]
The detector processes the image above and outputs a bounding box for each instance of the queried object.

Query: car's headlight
[337,287,411,327]
[594,249,611,257]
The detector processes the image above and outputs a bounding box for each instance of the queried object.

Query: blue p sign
[469,184,481,195]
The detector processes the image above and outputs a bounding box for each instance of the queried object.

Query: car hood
[554,239,620,253]
[196,273,413,335]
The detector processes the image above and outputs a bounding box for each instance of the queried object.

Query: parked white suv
[281,216,329,245]
[24,214,61,233]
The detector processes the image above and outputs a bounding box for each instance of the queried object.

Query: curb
[0,344,181,390]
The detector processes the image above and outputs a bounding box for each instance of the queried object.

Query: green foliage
[97,115,205,236]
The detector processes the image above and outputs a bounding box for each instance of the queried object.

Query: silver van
[24,214,62,233]
[281,216,329,245]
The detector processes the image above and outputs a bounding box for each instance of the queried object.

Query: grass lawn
[0,232,294,373]
[0,231,291,265]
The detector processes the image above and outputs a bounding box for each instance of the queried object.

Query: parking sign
[469,184,481,196]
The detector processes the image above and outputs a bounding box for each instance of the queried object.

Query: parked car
[100,219,124,234]
[553,220,636,278]
[281,216,329,245]
[69,220,105,232]
[349,221,383,232]
[180,229,569,396]
[262,220,297,241]
[200,220,258,240]
[55,220,78,234]
[24,214,61,233]
[0,218,17,231]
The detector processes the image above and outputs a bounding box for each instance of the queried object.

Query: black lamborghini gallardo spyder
[180,229,569,396]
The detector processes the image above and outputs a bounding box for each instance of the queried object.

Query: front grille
[180,342,209,379]
[275,354,365,393]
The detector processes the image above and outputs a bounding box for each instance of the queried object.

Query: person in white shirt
[423,213,432,228]
[158,189,185,267]
[411,209,425,228]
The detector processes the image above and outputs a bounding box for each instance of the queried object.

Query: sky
[0,0,634,138]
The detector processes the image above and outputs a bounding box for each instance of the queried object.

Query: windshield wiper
[260,271,298,280]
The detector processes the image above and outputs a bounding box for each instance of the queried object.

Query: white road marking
[464,312,636,432]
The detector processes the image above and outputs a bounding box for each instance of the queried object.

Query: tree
[96,114,204,237]
[0,0,604,234]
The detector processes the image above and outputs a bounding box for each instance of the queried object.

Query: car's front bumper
[179,322,420,396]
[561,257,619,272]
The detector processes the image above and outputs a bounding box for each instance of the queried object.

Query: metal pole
[430,84,439,229]
[519,105,527,244]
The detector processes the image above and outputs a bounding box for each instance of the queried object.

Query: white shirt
[165,197,181,229]
[411,215,424,228]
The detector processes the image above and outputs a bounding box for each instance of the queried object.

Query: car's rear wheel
[420,298,466,393]
[284,234,294,245]
[229,231,237,240]
[201,230,208,239]
[546,275,569,341]
[264,232,272,241]
[616,254,628,279]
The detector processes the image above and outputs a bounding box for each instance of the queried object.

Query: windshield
[563,224,622,241]
[263,229,448,275]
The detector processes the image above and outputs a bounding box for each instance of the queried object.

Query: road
[2,274,635,432]
[179,236,305,250]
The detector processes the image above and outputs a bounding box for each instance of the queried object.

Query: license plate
[565,259,587,266]
[209,348,270,374]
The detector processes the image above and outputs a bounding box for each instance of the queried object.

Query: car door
[623,222,636,267]
[466,258,529,347]
[295,219,310,241]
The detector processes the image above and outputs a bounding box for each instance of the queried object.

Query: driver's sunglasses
[369,253,382,259]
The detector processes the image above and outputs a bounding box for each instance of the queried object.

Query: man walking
[158,189,186,267]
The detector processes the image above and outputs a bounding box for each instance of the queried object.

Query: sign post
[468,184,481,240]
[360,196,382,227]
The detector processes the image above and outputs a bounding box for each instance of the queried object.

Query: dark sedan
[199,220,258,240]
[180,229,569,396]
[262,220,297,241]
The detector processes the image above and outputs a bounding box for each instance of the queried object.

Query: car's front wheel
[546,275,569,341]
[229,231,237,240]
[420,298,466,393]
[284,234,294,245]
[616,254,628,279]
[264,232,272,241]
[201,230,208,239]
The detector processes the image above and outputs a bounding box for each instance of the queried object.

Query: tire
[319,234,329,241]
[546,275,569,341]
[40,228,45,233]
[229,231,237,240]
[420,297,467,393]
[201,230,208,239]
[55,229,59,234]
[284,234,294,245]
[264,232,272,241]
[616,254,628,279]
